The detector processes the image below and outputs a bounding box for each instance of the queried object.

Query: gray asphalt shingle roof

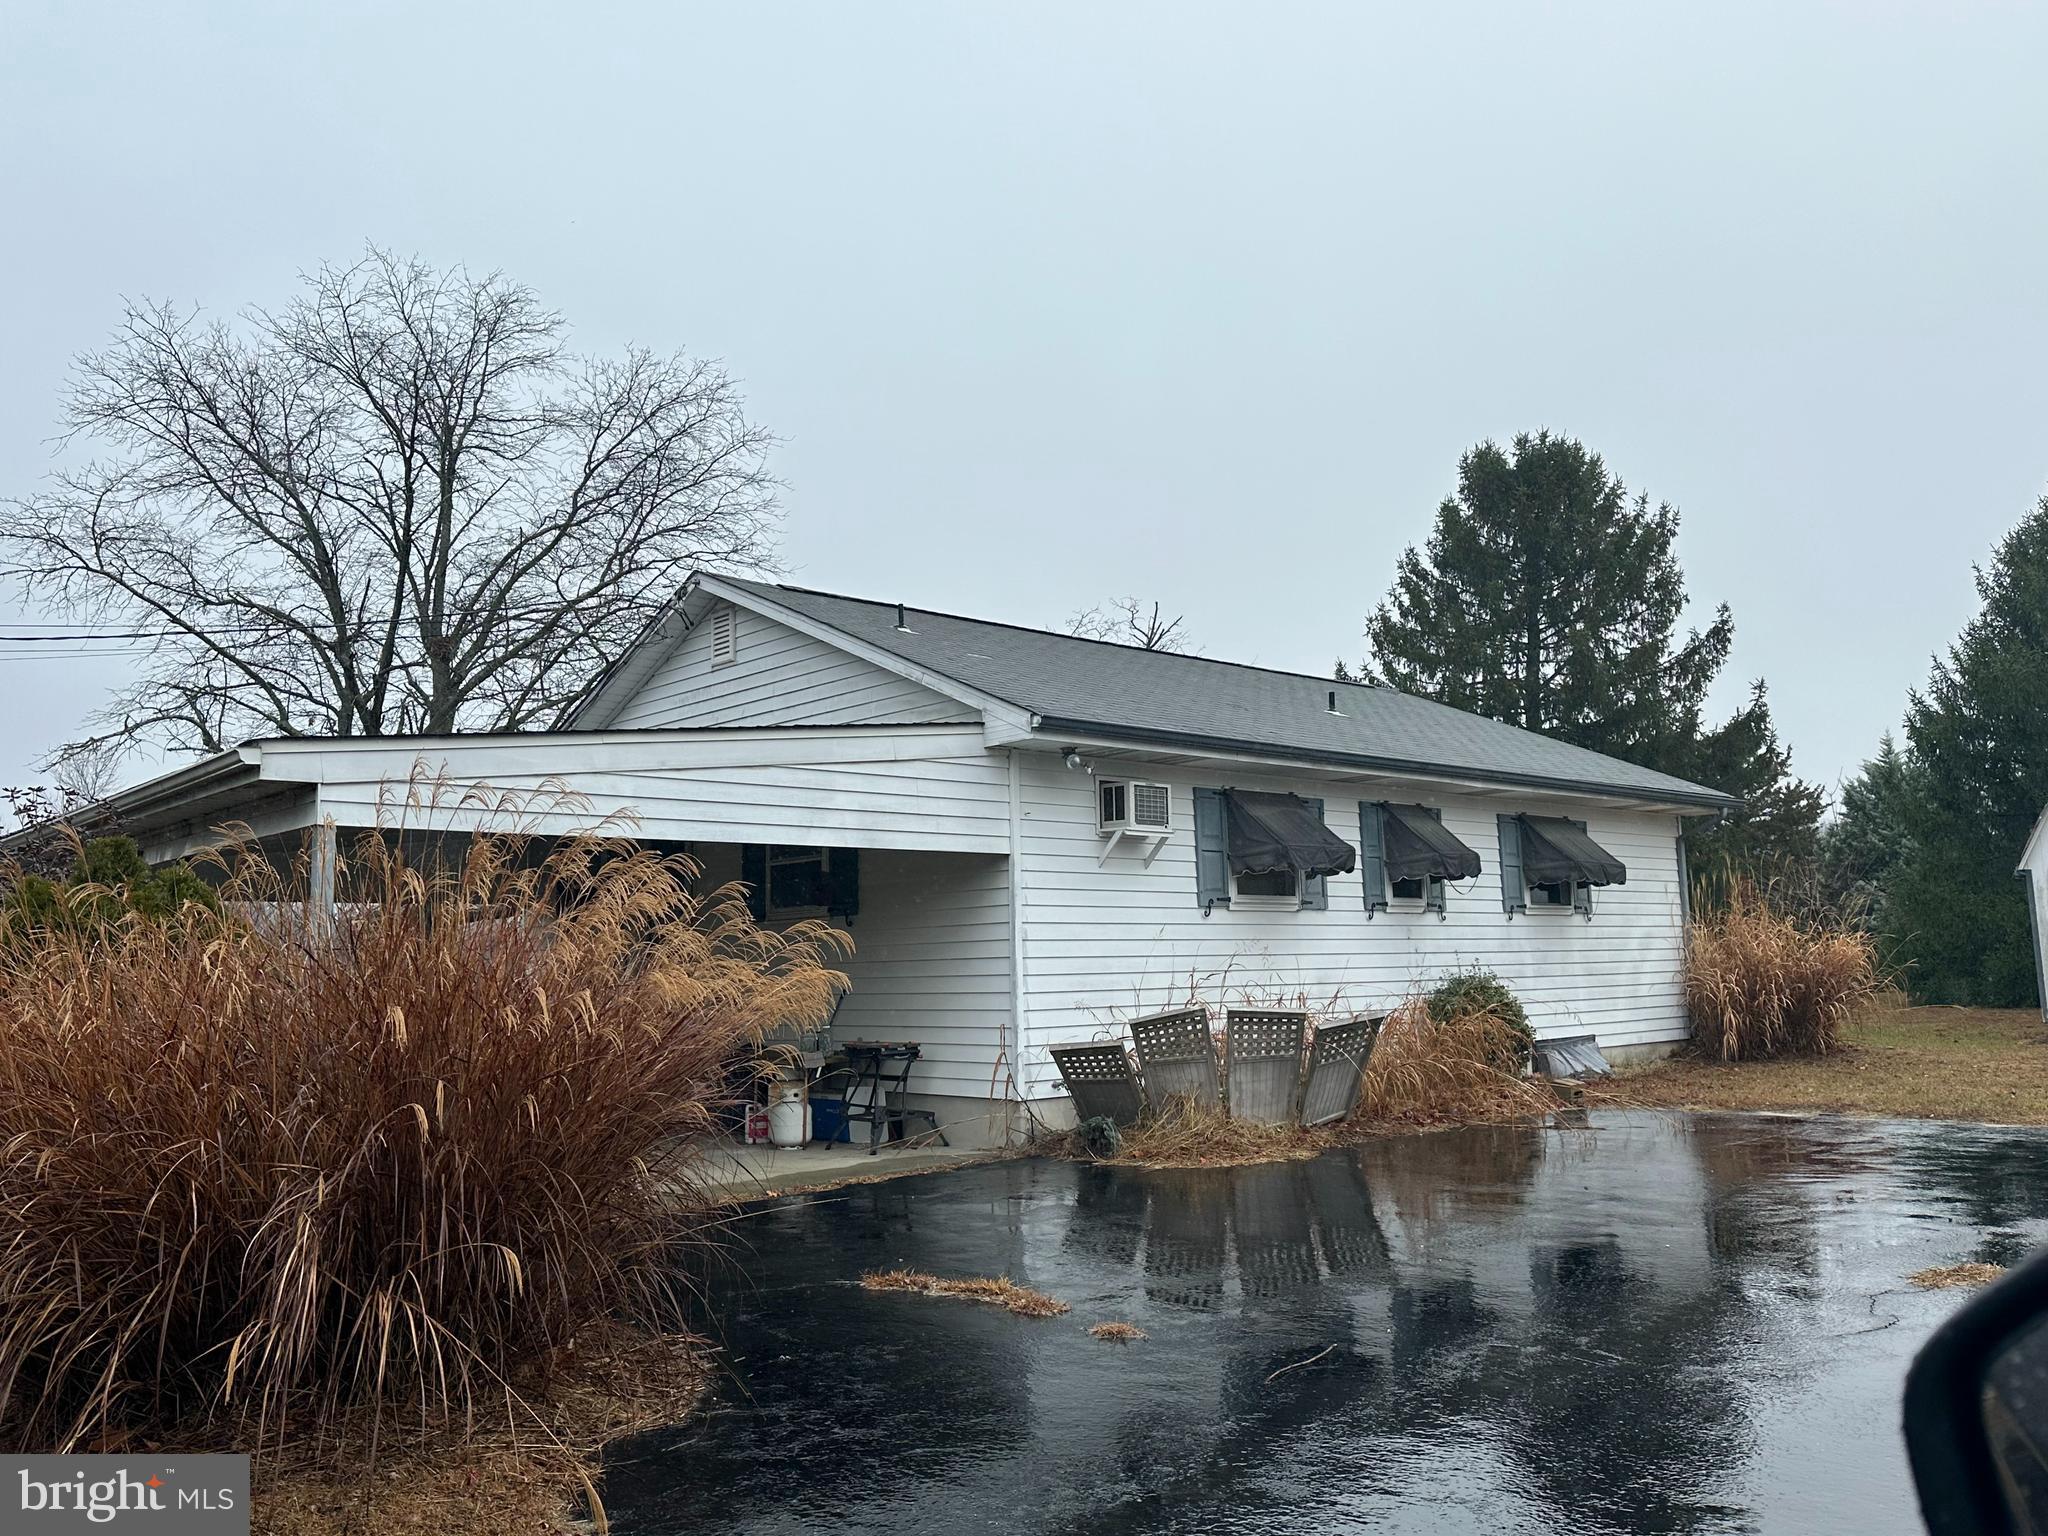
[717,578,1737,809]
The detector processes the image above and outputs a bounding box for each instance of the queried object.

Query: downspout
[1006,748,1031,1142]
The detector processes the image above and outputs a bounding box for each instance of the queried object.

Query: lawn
[1617,1005,2048,1125]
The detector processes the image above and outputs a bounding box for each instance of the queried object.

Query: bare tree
[0,248,778,770]
[1063,597,1192,653]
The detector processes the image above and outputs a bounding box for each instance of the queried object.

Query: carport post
[308,817,337,936]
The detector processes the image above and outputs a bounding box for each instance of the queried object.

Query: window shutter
[1573,819,1595,917]
[740,844,768,921]
[1357,801,1388,915]
[1496,814,1526,915]
[1676,833,1691,926]
[827,847,860,922]
[1298,797,1330,910]
[1193,787,1230,912]
[1424,807,1448,918]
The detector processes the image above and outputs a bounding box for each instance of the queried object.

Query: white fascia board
[690,573,1033,740]
[1030,731,1720,817]
[2021,806,2048,872]
[565,586,714,731]
[248,722,989,776]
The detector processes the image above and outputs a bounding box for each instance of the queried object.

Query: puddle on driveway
[605,1112,2048,1535]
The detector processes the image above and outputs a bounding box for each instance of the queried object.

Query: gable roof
[696,577,1738,811]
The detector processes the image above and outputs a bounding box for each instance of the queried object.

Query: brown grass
[1685,892,1883,1061]
[247,1325,705,1536]
[1619,1006,2048,1125]
[1909,1263,2007,1291]
[0,778,849,1455]
[1358,1002,1559,1127]
[859,1268,1069,1318]
[1088,1322,1146,1343]
[1086,1097,1333,1169]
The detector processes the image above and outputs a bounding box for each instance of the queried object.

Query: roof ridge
[723,576,1388,694]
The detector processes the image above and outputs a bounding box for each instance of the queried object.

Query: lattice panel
[1049,1043,1145,1127]
[1226,1009,1309,1060]
[1299,1013,1387,1126]
[1225,1009,1308,1126]
[1129,1007,1220,1114]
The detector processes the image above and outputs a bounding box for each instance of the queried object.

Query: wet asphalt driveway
[605,1112,2048,1535]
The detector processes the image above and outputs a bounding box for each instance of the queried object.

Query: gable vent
[709,606,737,665]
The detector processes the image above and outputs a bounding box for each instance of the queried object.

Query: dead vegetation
[1080,1097,1336,1169]
[1909,1263,2008,1291]
[1046,996,1569,1170]
[1619,1005,2048,1125]
[1359,1001,1559,1127]
[1684,889,1884,1061]
[859,1268,1070,1318]
[0,778,849,1525]
[245,1326,707,1536]
[1088,1322,1147,1343]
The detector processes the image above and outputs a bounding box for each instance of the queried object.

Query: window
[1527,878,1575,908]
[1391,873,1428,902]
[710,606,737,665]
[1098,780,1127,827]
[767,846,826,912]
[1233,866,1300,902]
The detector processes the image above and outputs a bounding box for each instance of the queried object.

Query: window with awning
[1192,787,1355,910]
[1496,814,1625,917]
[1358,802,1483,916]
[1519,817,1627,887]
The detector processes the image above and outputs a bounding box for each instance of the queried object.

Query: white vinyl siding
[1013,753,1689,1097]
[693,843,1014,1102]
[261,725,1013,855]
[610,603,979,729]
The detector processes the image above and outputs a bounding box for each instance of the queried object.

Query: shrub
[2,833,218,939]
[1360,1000,1556,1126]
[1684,889,1882,1061]
[0,816,848,1452]
[1423,968,1534,1069]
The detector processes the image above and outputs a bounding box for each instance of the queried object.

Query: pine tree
[1890,498,2048,1006]
[1819,735,1921,927]
[1365,431,1821,873]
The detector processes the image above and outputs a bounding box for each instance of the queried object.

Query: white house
[2022,809,2048,1022]
[36,575,1738,1144]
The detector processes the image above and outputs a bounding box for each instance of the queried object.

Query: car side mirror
[1906,1246,2048,1534]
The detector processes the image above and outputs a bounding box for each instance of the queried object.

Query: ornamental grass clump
[1359,999,1556,1126]
[1684,890,1882,1062]
[0,790,848,1454]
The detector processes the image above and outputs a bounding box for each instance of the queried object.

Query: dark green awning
[1224,790,1357,879]
[1381,803,1483,883]
[1519,816,1627,886]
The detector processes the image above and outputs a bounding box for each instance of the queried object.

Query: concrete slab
[693,1139,996,1201]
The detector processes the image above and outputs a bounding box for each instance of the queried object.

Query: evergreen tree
[1365,431,1821,873]
[1890,498,2048,1006]
[1819,735,1921,927]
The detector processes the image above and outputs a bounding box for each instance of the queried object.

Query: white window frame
[1230,866,1302,909]
[1526,877,1577,909]
[1097,778,1128,829]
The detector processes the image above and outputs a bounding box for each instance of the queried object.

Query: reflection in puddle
[607,1112,2048,1536]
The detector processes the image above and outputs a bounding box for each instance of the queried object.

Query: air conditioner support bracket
[1098,828,1171,867]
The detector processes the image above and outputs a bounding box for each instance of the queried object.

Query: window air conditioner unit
[1098,779,1171,835]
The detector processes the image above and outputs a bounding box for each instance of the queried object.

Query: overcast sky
[3,1,2043,802]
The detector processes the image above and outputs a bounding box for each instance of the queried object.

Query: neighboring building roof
[2021,806,2048,872]
[709,577,1739,810]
